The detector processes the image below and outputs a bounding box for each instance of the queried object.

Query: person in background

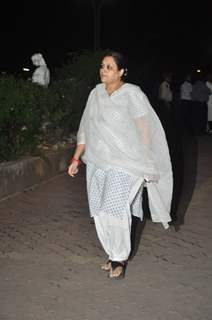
[180,74,193,130]
[158,73,173,127]
[68,52,173,280]
[206,73,212,134]
[191,74,210,135]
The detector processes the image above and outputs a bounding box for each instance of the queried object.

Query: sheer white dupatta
[77,83,173,228]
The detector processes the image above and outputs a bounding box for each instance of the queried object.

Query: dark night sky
[0,0,211,76]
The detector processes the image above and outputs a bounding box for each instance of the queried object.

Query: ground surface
[0,135,212,320]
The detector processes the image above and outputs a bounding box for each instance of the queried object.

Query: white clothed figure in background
[180,74,192,101]
[31,53,50,87]
[180,74,193,128]
[158,73,173,126]
[158,73,173,105]
[206,73,212,133]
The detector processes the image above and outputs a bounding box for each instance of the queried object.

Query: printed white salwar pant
[93,177,144,262]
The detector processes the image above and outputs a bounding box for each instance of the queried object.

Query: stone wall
[0,145,74,200]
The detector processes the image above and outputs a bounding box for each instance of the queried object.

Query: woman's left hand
[68,162,79,177]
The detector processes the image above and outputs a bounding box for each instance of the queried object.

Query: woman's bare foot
[101,260,111,271]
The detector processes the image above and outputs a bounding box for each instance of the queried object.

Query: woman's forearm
[72,144,85,160]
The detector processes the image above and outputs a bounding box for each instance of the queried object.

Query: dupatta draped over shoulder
[77,83,173,228]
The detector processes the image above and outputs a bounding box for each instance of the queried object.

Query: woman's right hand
[68,162,79,177]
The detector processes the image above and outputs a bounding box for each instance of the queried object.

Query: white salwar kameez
[77,83,173,261]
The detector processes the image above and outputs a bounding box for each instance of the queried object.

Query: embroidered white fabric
[86,162,144,219]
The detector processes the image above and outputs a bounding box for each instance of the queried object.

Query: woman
[68,52,173,279]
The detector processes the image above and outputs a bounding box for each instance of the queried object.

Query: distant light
[23,68,30,72]
[196,69,201,73]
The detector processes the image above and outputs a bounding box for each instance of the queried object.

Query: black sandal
[108,261,127,280]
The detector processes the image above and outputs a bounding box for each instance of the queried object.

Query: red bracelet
[71,157,81,165]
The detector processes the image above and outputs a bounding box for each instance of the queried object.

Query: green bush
[0,76,45,161]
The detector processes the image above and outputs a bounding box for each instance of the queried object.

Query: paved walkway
[0,135,212,320]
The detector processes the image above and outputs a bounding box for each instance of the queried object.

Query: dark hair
[103,51,128,79]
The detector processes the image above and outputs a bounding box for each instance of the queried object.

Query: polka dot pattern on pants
[86,162,142,219]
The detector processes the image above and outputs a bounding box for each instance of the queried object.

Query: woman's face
[100,56,124,85]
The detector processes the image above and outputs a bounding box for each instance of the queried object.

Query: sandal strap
[109,261,127,279]
[111,261,125,270]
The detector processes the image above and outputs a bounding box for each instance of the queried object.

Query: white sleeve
[77,89,95,145]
